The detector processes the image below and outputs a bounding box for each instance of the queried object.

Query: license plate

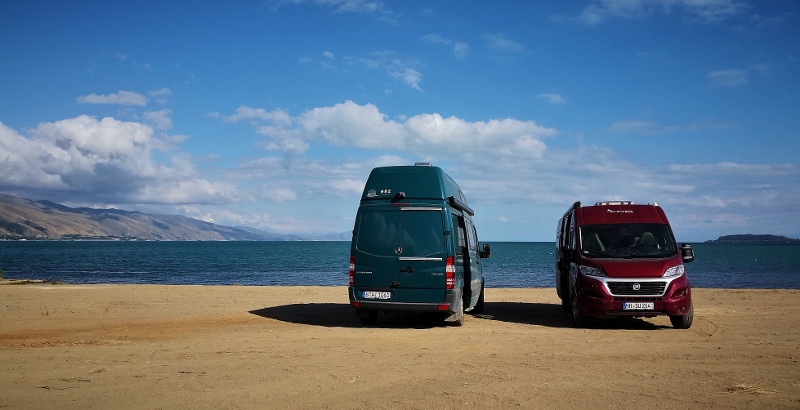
[362,291,391,300]
[623,302,654,310]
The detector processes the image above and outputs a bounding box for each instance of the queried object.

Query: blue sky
[1,0,798,242]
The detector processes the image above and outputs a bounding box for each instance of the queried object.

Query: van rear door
[354,207,446,303]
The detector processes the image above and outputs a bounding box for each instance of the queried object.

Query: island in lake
[705,234,800,244]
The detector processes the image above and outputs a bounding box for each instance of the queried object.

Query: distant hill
[705,234,800,244]
[0,193,347,241]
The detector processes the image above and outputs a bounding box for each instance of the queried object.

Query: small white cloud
[263,188,297,203]
[220,106,292,124]
[148,87,172,97]
[483,33,526,54]
[323,51,334,60]
[498,216,509,222]
[538,93,567,104]
[708,69,748,87]
[578,0,748,25]
[76,90,148,106]
[143,109,173,130]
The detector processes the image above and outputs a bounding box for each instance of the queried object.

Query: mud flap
[443,296,464,323]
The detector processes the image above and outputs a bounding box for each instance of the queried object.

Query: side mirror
[480,243,491,258]
[680,243,695,263]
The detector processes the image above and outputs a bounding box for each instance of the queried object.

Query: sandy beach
[1,284,798,409]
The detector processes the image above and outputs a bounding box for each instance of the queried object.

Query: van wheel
[571,289,588,328]
[669,303,693,329]
[561,296,570,313]
[360,310,378,326]
[450,294,465,326]
[472,282,485,315]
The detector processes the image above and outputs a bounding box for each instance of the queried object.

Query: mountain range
[0,194,349,241]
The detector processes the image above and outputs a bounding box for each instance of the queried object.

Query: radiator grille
[607,281,666,296]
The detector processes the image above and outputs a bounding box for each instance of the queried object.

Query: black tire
[571,288,588,327]
[670,303,693,329]
[450,292,465,326]
[561,296,571,313]
[472,282,485,315]
[359,310,378,326]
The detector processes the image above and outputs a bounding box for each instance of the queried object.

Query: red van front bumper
[576,273,692,318]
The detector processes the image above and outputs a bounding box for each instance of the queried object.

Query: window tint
[400,211,445,257]
[356,211,399,257]
[465,219,477,251]
[453,215,466,255]
[356,210,444,257]
[580,223,677,258]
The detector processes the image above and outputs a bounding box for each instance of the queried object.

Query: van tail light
[445,256,455,289]
[348,255,355,287]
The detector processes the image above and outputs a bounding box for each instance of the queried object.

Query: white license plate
[623,302,654,310]
[362,291,391,300]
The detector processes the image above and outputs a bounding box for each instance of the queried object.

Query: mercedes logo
[395,246,403,255]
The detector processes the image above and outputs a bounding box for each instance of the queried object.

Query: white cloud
[538,93,567,104]
[220,106,292,124]
[579,0,748,25]
[263,188,298,203]
[482,33,526,54]
[708,69,748,87]
[422,33,471,59]
[76,90,148,106]
[323,50,334,59]
[143,109,173,130]
[0,116,245,206]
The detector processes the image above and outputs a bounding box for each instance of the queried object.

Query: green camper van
[348,163,490,326]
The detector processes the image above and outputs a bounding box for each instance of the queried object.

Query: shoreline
[1,285,799,409]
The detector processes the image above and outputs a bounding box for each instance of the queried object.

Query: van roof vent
[414,162,432,166]
[595,201,633,206]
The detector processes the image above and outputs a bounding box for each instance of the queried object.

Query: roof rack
[595,201,633,206]
[414,162,432,166]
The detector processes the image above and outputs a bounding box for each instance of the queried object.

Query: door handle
[400,267,414,273]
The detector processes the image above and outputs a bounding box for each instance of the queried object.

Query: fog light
[680,306,686,313]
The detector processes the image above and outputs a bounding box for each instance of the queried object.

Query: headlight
[663,265,685,278]
[579,265,607,277]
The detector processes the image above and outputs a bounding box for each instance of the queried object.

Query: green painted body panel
[350,164,485,320]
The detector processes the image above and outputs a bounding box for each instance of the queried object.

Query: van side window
[452,215,466,255]
[567,213,576,249]
[466,219,477,251]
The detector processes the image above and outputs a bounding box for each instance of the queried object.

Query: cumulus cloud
[215,101,557,164]
[143,109,173,130]
[0,116,244,206]
[76,90,148,106]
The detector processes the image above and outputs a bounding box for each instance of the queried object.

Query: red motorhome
[555,201,695,328]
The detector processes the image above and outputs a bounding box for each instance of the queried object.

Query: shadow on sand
[249,301,670,330]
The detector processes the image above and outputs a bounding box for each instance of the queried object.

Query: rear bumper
[349,287,459,314]
[576,274,692,318]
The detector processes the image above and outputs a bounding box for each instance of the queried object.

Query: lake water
[1,241,798,289]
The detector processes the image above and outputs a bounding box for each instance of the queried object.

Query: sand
[1,284,798,409]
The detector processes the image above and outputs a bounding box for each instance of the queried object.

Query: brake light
[348,255,354,287]
[445,256,455,289]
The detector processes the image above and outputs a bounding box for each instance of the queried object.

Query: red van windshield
[580,223,677,259]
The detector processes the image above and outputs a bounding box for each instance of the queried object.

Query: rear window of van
[356,211,444,258]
